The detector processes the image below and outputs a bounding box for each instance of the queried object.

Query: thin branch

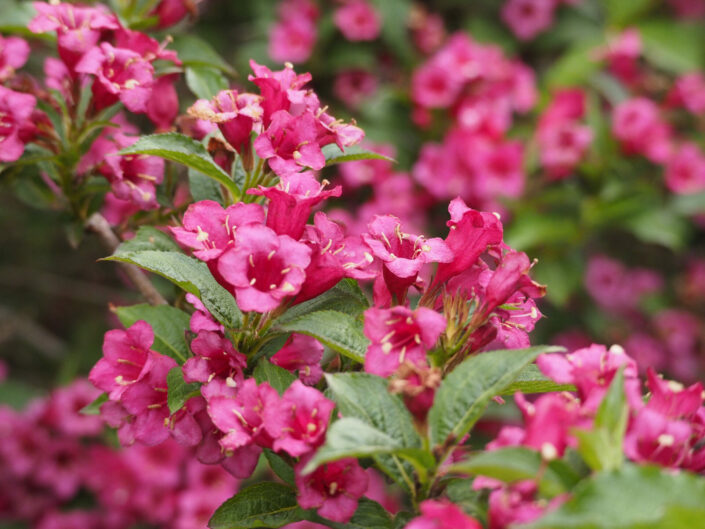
[85,212,168,306]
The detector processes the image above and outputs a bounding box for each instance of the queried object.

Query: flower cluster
[0,379,237,529]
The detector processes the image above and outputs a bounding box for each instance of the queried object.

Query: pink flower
[538,120,592,178]
[186,293,224,334]
[515,391,582,458]
[43,380,103,437]
[188,90,263,155]
[295,456,369,523]
[152,0,201,28]
[207,378,280,451]
[405,499,482,529]
[170,200,265,261]
[249,172,341,240]
[28,2,119,70]
[664,142,705,194]
[432,198,504,288]
[501,0,556,41]
[217,224,311,312]
[248,60,315,126]
[668,73,705,115]
[487,481,566,529]
[624,407,694,468]
[184,331,246,388]
[334,1,382,41]
[254,110,326,176]
[270,16,317,64]
[612,97,672,163]
[89,320,156,400]
[147,75,180,131]
[271,334,324,384]
[364,305,447,377]
[537,343,642,411]
[75,42,155,113]
[0,86,37,162]
[333,70,378,109]
[363,215,453,301]
[265,380,334,457]
[602,29,642,85]
[0,35,30,81]
[411,62,463,108]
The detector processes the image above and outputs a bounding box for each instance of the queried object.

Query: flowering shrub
[2,1,705,529]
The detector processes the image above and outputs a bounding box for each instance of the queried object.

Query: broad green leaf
[276,279,369,323]
[502,364,575,395]
[80,393,108,415]
[303,417,433,474]
[325,373,422,494]
[188,167,225,204]
[209,482,304,529]
[277,310,369,363]
[638,20,704,74]
[322,144,395,166]
[263,449,295,486]
[544,39,604,88]
[171,34,235,74]
[119,133,239,199]
[253,359,296,396]
[625,208,690,251]
[521,464,705,529]
[166,367,200,414]
[444,479,487,522]
[370,0,413,64]
[114,226,182,253]
[106,248,242,329]
[448,447,574,497]
[670,191,705,216]
[114,303,191,363]
[428,346,564,451]
[185,66,229,100]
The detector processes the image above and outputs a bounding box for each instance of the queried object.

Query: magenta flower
[249,172,341,240]
[28,2,119,70]
[363,215,452,301]
[217,224,311,313]
[270,334,324,384]
[515,392,582,458]
[537,344,642,412]
[363,306,447,377]
[668,72,705,115]
[0,86,37,163]
[646,368,704,420]
[146,75,180,131]
[612,97,673,163]
[501,0,556,41]
[432,198,504,288]
[624,407,694,468]
[269,16,317,64]
[295,456,369,523]
[188,90,263,155]
[487,481,567,529]
[0,35,30,81]
[152,0,201,28]
[207,379,280,451]
[186,293,224,334]
[75,43,155,113]
[411,62,463,108]
[170,200,265,261]
[265,380,334,457]
[254,110,326,176]
[333,0,382,42]
[120,351,181,446]
[183,331,246,388]
[89,320,155,400]
[248,60,315,126]
[664,142,705,194]
[333,70,378,109]
[404,499,482,529]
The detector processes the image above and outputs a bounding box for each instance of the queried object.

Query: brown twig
[85,212,168,306]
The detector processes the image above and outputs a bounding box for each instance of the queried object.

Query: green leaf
[188,167,225,204]
[185,66,229,100]
[114,304,191,363]
[638,20,704,74]
[80,393,108,415]
[502,364,575,395]
[276,279,369,324]
[277,310,369,363]
[604,0,655,26]
[209,482,304,529]
[625,208,690,251]
[319,498,393,529]
[119,133,239,199]
[522,464,705,529]
[115,225,182,253]
[370,0,413,64]
[574,368,627,471]
[106,247,242,329]
[263,449,295,486]
[670,191,705,216]
[166,367,200,414]
[448,447,573,497]
[322,144,396,166]
[253,359,296,396]
[544,38,604,88]
[444,479,487,522]
[428,346,564,451]
[171,34,235,74]
[325,373,422,494]
[303,417,433,474]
